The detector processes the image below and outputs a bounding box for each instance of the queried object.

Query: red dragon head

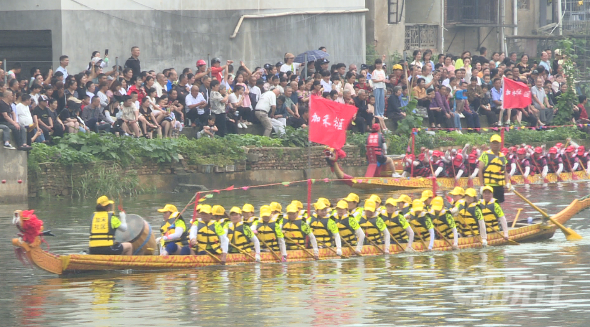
[14,210,44,244]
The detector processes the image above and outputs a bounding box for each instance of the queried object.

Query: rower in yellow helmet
[212,205,229,229]
[282,204,319,260]
[381,197,414,251]
[309,200,343,256]
[317,197,335,216]
[241,204,258,227]
[478,134,512,204]
[189,204,229,263]
[227,206,261,262]
[420,190,434,210]
[429,197,459,249]
[397,194,412,215]
[89,196,132,255]
[368,194,385,215]
[252,205,287,261]
[404,199,435,251]
[344,193,363,221]
[270,202,284,223]
[479,186,509,239]
[456,188,488,246]
[359,200,391,254]
[448,187,466,215]
[157,204,190,256]
[332,200,365,256]
[290,200,307,220]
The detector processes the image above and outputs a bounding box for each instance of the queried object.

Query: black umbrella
[294,50,330,63]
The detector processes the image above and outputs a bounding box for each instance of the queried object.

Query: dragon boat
[12,196,590,275]
[325,148,590,190]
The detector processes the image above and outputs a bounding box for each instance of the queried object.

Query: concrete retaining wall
[0,131,28,203]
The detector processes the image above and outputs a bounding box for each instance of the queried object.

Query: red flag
[309,95,358,149]
[502,77,532,109]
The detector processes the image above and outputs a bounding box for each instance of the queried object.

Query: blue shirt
[491,87,503,109]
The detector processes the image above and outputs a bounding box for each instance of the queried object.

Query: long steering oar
[229,243,257,261]
[283,234,319,260]
[341,237,363,256]
[362,229,386,254]
[513,189,583,241]
[315,239,349,259]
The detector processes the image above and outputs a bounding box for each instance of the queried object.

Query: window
[388,0,405,24]
[404,25,438,50]
[446,0,498,25]
[517,0,530,10]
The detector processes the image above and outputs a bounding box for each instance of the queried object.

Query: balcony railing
[446,0,498,25]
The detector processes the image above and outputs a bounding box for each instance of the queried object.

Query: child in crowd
[197,115,218,139]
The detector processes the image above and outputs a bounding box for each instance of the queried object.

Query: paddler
[430,150,447,177]
[227,206,261,262]
[479,186,509,239]
[189,204,229,263]
[563,146,580,172]
[251,205,288,262]
[397,194,412,215]
[282,204,319,260]
[242,204,258,227]
[366,123,397,176]
[547,147,564,175]
[368,194,385,215]
[448,186,466,215]
[270,202,284,222]
[359,200,391,254]
[157,204,190,256]
[382,197,414,251]
[309,200,343,256]
[332,200,365,255]
[212,205,230,229]
[420,190,434,210]
[456,188,488,245]
[514,148,531,178]
[404,199,435,251]
[529,146,549,179]
[316,197,335,216]
[290,200,307,220]
[577,146,590,174]
[89,196,133,255]
[343,193,363,220]
[429,197,459,249]
[478,134,512,204]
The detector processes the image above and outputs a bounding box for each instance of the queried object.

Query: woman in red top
[127,76,146,104]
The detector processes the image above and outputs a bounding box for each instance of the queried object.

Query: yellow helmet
[412,199,424,211]
[465,188,478,198]
[242,204,255,213]
[490,134,502,143]
[230,206,242,215]
[397,194,412,204]
[212,205,225,216]
[431,197,444,211]
[291,200,303,210]
[344,193,360,203]
[369,194,381,205]
[420,190,434,201]
[336,200,348,210]
[157,203,178,213]
[97,195,115,207]
[318,197,331,207]
[314,201,328,211]
[449,187,465,196]
[385,197,398,206]
[269,202,282,213]
[199,204,212,214]
[482,185,494,193]
[260,205,272,217]
[286,204,299,214]
[364,200,376,212]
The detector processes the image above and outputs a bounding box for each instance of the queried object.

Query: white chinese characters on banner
[311,113,321,123]
[310,112,345,131]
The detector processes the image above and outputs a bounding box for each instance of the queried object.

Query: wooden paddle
[316,239,349,259]
[229,243,257,261]
[258,237,283,262]
[565,155,578,180]
[195,244,223,264]
[513,189,583,241]
[341,237,363,256]
[362,228,386,254]
[283,234,319,260]
[579,159,590,179]
[511,208,523,228]
[388,231,405,252]
[433,227,455,249]
[408,225,429,250]
[515,159,530,184]
[489,228,519,245]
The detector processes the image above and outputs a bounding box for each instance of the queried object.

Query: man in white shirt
[255,88,279,137]
[280,53,301,73]
[185,85,207,126]
[320,70,332,93]
[55,55,69,80]
[154,73,166,97]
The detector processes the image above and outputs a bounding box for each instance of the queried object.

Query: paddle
[513,189,583,241]
[408,225,429,251]
[388,231,405,252]
[283,234,319,260]
[316,239,349,259]
[195,244,224,264]
[229,243,257,261]
[341,237,363,256]
[488,227,519,245]
[362,228,386,254]
[511,208,523,228]
[565,155,578,181]
[258,237,283,262]
[579,160,590,179]
[515,159,530,184]
[433,227,455,249]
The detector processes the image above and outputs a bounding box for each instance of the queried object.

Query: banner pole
[501,127,505,148]
[307,179,312,217]
[411,129,416,177]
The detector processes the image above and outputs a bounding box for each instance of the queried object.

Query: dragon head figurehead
[14,210,44,244]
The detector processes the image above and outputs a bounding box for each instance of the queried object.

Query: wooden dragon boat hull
[12,196,590,275]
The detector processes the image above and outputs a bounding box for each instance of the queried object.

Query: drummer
[157,204,190,256]
[89,196,133,255]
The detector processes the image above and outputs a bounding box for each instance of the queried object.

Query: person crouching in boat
[89,196,133,255]
[242,204,258,227]
[157,204,190,256]
[344,193,363,221]
[227,206,261,262]
[189,204,229,263]
[309,200,343,256]
[282,204,319,260]
[382,197,414,252]
[429,197,459,249]
[333,200,365,256]
[456,188,488,246]
[479,186,509,239]
[404,200,435,251]
[252,205,288,262]
[359,200,391,254]
[366,123,397,176]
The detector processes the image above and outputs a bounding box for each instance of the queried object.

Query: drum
[114,214,156,255]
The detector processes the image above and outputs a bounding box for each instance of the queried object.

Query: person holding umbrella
[280,53,300,73]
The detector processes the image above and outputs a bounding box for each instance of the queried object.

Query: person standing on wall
[124,46,141,81]
[371,57,387,123]
[478,134,512,203]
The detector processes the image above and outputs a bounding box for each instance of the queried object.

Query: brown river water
[1,182,590,327]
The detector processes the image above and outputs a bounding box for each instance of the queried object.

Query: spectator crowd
[0,45,588,151]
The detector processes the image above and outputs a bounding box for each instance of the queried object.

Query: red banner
[309,95,358,149]
[503,77,532,109]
